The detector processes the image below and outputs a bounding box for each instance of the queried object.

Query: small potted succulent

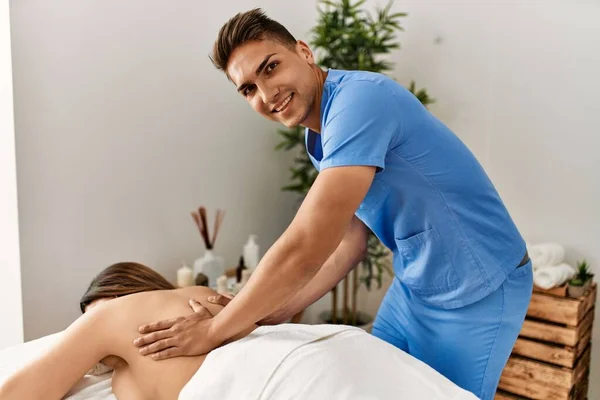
[567,260,594,298]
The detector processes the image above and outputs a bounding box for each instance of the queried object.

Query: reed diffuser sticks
[191,206,225,250]
[211,209,225,247]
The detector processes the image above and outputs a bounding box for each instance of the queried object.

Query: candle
[216,275,228,294]
[177,264,194,287]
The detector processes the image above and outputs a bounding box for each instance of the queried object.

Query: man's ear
[296,40,315,64]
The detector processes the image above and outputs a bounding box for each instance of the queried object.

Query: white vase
[193,250,225,289]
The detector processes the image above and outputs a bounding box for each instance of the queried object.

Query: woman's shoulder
[89,288,187,322]
[172,286,215,299]
[87,286,218,325]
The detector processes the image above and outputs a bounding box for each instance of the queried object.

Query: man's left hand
[133,299,222,360]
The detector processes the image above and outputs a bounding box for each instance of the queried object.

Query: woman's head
[80,262,175,313]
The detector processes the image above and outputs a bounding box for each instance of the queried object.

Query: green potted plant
[275,0,434,328]
[567,260,594,298]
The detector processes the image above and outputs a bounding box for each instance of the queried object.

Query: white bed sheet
[0,332,115,399]
[1,325,479,400]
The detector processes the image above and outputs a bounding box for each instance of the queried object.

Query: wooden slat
[521,318,578,346]
[572,345,591,390]
[512,337,575,368]
[575,326,592,360]
[520,308,594,346]
[527,283,596,326]
[527,294,580,326]
[498,376,570,400]
[577,284,597,322]
[501,355,574,389]
[534,283,568,297]
[571,370,589,400]
[577,308,595,341]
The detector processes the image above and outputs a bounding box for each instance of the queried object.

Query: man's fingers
[138,317,183,334]
[190,304,213,320]
[198,305,213,317]
[133,328,174,347]
[207,294,233,306]
[151,346,183,361]
[188,299,204,313]
[139,337,177,356]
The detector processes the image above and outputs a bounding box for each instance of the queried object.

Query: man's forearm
[263,217,368,324]
[210,227,341,343]
[208,166,376,346]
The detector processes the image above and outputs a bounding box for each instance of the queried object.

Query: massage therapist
[133,9,533,400]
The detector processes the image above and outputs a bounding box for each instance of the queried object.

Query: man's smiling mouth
[272,93,293,113]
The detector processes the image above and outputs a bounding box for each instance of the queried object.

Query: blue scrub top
[305,69,526,309]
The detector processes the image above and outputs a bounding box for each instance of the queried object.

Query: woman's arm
[0,306,110,400]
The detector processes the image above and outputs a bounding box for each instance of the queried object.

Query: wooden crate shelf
[527,283,596,326]
[495,282,596,400]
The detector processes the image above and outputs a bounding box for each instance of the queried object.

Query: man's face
[226,38,319,128]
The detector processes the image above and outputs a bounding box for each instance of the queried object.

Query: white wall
[384,0,600,397]
[0,0,24,349]
[9,0,313,341]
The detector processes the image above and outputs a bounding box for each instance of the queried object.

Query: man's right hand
[206,294,286,325]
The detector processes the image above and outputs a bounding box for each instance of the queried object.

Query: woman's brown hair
[79,262,175,313]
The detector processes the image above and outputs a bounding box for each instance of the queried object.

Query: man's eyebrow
[236,53,277,92]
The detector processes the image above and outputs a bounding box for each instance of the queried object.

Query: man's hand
[133,300,223,360]
[207,293,234,306]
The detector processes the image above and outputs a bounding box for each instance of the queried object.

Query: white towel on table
[178,324,478,400]
[528,242,565,269]
[533,263,576,289]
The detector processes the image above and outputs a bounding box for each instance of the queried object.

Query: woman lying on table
[0,262,477,400]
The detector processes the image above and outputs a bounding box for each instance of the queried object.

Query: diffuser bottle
[193,250,225,289]
[243,234,260,270]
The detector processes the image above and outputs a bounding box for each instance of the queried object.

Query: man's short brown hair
[210,8,297,72]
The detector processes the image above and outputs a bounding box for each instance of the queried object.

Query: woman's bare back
[91,286,236,400]
[0,286,253,400]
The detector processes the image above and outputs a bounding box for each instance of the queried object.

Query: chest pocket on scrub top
[395,227,459,296]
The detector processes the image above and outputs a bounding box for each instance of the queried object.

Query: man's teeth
[275,94,292,112]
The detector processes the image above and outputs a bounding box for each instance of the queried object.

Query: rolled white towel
[529,242,565,268]
[533,263,576,289]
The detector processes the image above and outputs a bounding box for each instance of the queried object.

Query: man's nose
[259,84,280,106]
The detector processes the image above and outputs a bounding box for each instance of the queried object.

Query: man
[133,9,533,399]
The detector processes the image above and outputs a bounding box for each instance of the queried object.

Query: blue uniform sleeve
[320,80,401,172]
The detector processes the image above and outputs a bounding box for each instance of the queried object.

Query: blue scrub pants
[372,262,533,400]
